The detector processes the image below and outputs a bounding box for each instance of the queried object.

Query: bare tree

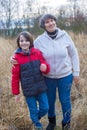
[0,0,19,36]
[23,0,35,17]
[67,0,87,33]
[67,0,79,18]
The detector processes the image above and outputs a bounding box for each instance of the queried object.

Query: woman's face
[19,35,30,52]
[44,18,57,32]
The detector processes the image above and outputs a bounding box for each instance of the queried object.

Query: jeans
[25,92,49,124]
[44,74,73,124]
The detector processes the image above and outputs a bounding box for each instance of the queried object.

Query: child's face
[19,35,30,52]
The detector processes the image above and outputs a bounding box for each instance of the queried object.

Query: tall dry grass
[0,32,87,130]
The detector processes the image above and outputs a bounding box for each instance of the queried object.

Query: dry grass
[0,32,87,130]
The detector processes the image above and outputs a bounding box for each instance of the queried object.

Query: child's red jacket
[11,47,50,97]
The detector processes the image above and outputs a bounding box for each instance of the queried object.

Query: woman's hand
[73,76,80,86]
[15,95,20,102]
[10,56,18,64]
[40,64,47,72]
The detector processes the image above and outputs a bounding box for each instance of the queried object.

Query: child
[11,31,50,130]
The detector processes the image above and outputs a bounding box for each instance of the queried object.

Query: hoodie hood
[44,28,66,39]
[14,48,30,55]
[14,48,22,53]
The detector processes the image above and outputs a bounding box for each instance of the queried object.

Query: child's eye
[20,40,24,42]
[20,40,29,42]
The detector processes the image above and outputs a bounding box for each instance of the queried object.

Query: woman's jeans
[25,92,49,124]
[45,74,73,124]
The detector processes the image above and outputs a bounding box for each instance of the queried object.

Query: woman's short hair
[39,14,57,29]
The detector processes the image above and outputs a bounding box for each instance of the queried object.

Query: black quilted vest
[20,60,47,97]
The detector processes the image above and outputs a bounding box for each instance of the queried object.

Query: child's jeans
[25,92,49,124]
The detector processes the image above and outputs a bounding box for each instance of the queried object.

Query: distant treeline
[0,15,87,38]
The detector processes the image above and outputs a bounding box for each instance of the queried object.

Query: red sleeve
[11,57,20,95]
[37,50,50,74]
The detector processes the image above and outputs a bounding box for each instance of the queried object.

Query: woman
[34,14,80,130]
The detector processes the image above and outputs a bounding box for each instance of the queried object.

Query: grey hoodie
[34,28,80,78]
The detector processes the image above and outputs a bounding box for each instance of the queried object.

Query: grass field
[0,32,87,130]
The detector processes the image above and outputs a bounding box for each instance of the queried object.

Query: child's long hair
[17,31,34,49]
